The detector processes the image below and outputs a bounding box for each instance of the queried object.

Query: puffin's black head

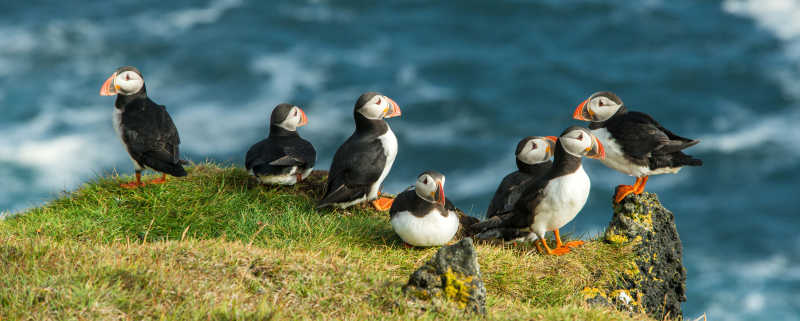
[573,91,624,122]
[515,135,557,165]
[415,170,445,206]
[270,103,308,132]
[354,92,401,120]
[558,126,605,160]
[99,66,145,97]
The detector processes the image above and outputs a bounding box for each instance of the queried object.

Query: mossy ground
[0,163,654,320]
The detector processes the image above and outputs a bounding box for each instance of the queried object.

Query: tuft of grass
[0,163,654,320]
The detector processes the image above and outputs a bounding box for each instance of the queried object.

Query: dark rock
[587,192,687,319]
[403,238,486,314]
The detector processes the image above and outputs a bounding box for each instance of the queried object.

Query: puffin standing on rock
[486,136,557,219]
[390,170,459,247]
[245,103,316,185]
[471,127,605,255]
[573,91,702,203]
[100,66,187,188]
[317,92,401,211]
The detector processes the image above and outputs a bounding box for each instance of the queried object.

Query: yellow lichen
[605,231,628,244]
[442,268,474,309]
[624,261,640,277]
[581,287,606,299]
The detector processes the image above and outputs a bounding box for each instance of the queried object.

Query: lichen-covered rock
[586,192,687,319]
[404,238,486,314]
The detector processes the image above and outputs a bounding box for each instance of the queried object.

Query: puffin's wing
[317,137,385,207]
[388,190,416,218]
[269,155,305,166]
[282,137,317,168]
[471,180,546,235]
[245,139,270,170]
[122,99,186,176]
[604,111,674,159]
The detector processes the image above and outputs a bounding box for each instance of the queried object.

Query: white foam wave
[280,2,354,23]
[175,49,328,155]
[693,253,800,321]
[723,0,800,40]
[136,0,243,35]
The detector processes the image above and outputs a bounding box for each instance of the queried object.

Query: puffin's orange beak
[384,97,402,118]
[545,136,558,156]
[100,72,118,96]
[298,108,309,127]
[437,182,445,207]
[587,136,606,160]
[573,99,593,121]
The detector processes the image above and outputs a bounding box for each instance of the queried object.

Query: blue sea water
[1,0,798,319]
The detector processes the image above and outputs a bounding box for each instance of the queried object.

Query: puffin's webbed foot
[614,185,636,204]
[148,174,168,185]
[372,197,394,211]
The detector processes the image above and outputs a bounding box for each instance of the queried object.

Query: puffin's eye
[598,99,604,107]
[376,97,382,105]
[530,142,537,150]
[294,110,298,117]
[577,133,584,140]
[423,177,428,184]
[125,73,131,81]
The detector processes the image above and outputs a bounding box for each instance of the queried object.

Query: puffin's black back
[590,107,702,169]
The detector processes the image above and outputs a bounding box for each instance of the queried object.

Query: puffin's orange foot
[372,197,394,211]
[550,246,571,256]
[614,185,636,203]
[148,177,167,184]
[296,173,303,183]
[564,240,585,248]
[120,182,145,189]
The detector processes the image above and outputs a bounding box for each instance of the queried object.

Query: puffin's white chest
[592,128,681,177]
[368,126,398,199]
[390,208,459,247]
[531,165,591,234]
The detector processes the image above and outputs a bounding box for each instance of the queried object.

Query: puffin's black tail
[141,154,188,177]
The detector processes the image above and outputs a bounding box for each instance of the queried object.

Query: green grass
[0,163,653,320]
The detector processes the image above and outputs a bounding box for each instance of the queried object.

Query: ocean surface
[1,0,798,319]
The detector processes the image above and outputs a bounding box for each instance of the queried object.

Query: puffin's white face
[113,70,144,95]
[276,106,308,131]
[358,95,401,120]
[573,92,623,122]
[585,95,622,121]
[415,173,445,205]
[517,137,555,165]
[559,128,605,159]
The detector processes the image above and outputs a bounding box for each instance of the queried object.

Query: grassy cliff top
[0,163,653,320]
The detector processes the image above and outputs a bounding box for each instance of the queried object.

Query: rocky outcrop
[584,192,687,319]
[403,238,486,314]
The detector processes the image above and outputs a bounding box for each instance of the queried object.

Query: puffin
[245,103,316,185]
[485,136,557,219]
[573,91,702,203]
[316,92,401,211]
[470,126,605,255]
[99,66,187,188]
[389,170,459,247]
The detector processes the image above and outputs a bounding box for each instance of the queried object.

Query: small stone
[403,238,486,314]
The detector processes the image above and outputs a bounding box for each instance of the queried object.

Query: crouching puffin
[471,127,605,255]
[390,170,459,247]
[100,66,187,188]
[573,91,702,203]
[245,103,316,185]
[317,92,401,211]
[486,136,557,219]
